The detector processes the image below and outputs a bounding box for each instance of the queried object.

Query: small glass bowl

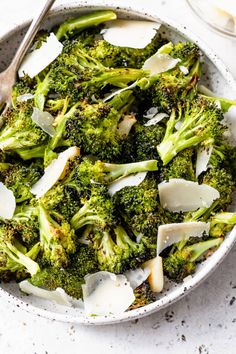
[186,0,236,39]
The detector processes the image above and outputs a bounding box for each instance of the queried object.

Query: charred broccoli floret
[157,98,225,165]
[38,204,76,268]
[161,148,196,181]
[87,35,167,68]
[0,102,48,153]
[71,185,117,231]
[90,225,149,273]
[0,161,43,203]
[163,238,223,282]
[11,205,40,245]
[129,281,156,310]
[0,223,40,280]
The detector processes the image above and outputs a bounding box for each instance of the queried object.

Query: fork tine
[0,102,9,128]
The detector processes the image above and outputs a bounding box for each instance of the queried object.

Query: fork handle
[10,0,56,72]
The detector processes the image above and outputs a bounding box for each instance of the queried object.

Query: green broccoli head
[49,90,136,161]
[71,185,117,231]
[140,42,201,112]
[132,123,165,162]
[0,102,48,152]
[201,168,234,210]
[0,161,43,203]
[38,204,76,268]
[11,205,40,245]
[163,238,223,282]
[161,148,196,181]
[157,97,226,165]
[90,225,149,274]
[87,35,167,68]
[30,267,84,299]
[0,223,40,280]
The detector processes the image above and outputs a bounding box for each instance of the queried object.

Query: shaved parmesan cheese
[157,222,210,255]
[142,256,164,293]
[143,107,158,119]
[102,20,161,49]
[125,267,150,289]
[117,114,137,137]
[17,93,34,102]
[183,275,193,283]
[31,107,55,137]
[18,33,63,78]
[31,146,80,198]
[179,65,189,75]
[108,172,147,196]
[19,280,72,306]
[142,53,180,76]
[144,113,168,126]
[158,179,219,212]
[196,146,213,178]
[0,182,16,219]
[82,271,135,315]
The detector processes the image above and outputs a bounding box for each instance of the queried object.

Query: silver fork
[0,0,56,118]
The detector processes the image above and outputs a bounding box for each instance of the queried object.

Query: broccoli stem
[157,106,209,165]
[1,241,40,276]
[56,10,117,40]
[211,212,236,225]
[99,230,116,258]
[115,225,137,250]
[16,145,46,160]
[71,202,105,230]
[103,160,158,181]
[187,238,223,262]
[34,72,51,110]
[90,68,146,89]
[210,212,236,237]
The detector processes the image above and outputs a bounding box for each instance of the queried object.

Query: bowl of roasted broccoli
[0,1,236,324]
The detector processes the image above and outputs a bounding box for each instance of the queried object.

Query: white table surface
[0,1,236,353]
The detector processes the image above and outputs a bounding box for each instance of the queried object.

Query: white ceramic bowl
[0,1,236,325]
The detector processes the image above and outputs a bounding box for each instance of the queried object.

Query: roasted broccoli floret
[87,35,167,68]
[0,102,48,153]
[71,185,116,230]
[90,225,149,273]
[38,204,76,267]
[210,212,236,237]
[129,281,156,310]
[161,148,196,181]
[163,237,223,282]
[30,244,98,299]
[30,267,84,299]
[0,223,40,280]
[157,98,225,165]
[131,123,165,162]
[11,205,40,245]
[34,43,145,110]
[113,174,182,256]
[137,41,201,112]
[201,168,234,210]
[70,156,158,186]
[185,168,235,222]
[0,161,43,203]
[46,90,137,161]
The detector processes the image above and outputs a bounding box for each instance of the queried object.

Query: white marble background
[0,1,235,353]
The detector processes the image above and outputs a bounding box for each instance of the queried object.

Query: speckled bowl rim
[0,0,236,325]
